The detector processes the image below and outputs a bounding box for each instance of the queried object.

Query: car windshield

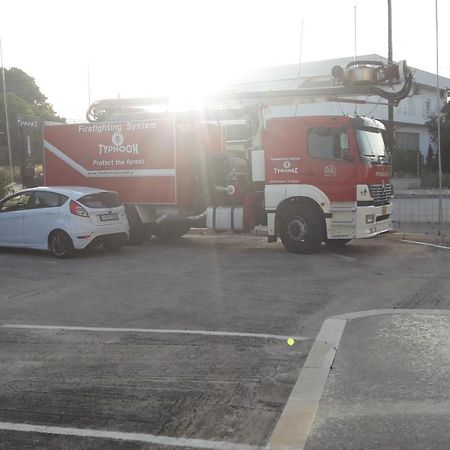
[78,192,121,208]
[355,129,387,158]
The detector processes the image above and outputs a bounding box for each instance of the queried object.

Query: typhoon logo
[98,131,140,155]
[112,131,125,146]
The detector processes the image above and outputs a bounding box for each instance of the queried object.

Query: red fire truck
[44,60,413,253]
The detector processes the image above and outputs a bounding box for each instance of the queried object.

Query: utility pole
[0,39,14,182]
[387,0,395,156]
[435,0,443,236]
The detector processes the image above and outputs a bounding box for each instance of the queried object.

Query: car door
[23,191,68,246]
[0,192,34,245]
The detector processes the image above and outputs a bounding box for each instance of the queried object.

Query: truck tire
[325,238,352,247]
[279,204,323,254]
[125,205,150,246]
[154,222,191,239]
[128,225,151,245]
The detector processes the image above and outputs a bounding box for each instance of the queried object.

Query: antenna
[354,5,358,115]
[87,62,91,107]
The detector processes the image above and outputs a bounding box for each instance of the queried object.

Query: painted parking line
[0,324,311,342]
[0,421,264,450]
[401,239,450,250]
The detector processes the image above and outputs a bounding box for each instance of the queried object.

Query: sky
[1,0,449,121]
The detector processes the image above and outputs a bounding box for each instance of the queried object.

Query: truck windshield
[355,129,386,158]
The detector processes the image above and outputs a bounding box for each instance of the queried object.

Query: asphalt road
[0,233,449,449]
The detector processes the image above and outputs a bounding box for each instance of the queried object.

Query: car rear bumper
[71,222,129,249]
[85,232,128,248]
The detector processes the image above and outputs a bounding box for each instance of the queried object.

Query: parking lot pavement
[1,233,450,448]
[304,311,450,450]
[0,325,307,449]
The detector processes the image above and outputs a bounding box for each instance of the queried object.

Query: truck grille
[368,184,393,205]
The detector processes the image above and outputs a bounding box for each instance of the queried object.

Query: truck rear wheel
[125,205,150,246]
[154,222,191,239]
[279,205,323,254]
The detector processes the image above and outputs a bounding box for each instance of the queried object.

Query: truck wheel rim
[287,216,308,242]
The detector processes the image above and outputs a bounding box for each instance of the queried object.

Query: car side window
[34,192,68,209]
[0,192,34,212]
[308,127,350,161]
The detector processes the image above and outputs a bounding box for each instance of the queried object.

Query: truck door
[303,125,356,202]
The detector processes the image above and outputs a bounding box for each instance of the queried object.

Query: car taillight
[70,200,89,217]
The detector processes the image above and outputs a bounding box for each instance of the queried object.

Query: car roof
[17,186,116,197]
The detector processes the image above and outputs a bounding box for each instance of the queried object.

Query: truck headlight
[366,214,375,224]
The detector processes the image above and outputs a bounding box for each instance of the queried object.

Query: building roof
[230,54,450,92]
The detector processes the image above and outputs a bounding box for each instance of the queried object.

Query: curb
[267,309,450,450]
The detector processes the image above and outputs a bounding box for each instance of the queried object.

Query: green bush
[391,148,423,177]
[0,170,11,198]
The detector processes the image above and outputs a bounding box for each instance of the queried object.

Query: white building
[229,54,450,157]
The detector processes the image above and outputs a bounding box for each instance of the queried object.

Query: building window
[423,98,431,118]
[396,132,420,151]
[408,97,416,115]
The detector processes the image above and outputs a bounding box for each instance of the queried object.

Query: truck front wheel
[279,205,323,254]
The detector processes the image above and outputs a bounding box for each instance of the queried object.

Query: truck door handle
[305,171,316,176]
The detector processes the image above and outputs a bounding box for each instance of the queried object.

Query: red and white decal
[268,157,302,184]
[44,119,177,204]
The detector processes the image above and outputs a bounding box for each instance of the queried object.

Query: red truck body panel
[44,119,223,206]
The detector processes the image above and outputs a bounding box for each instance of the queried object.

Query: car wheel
[48,230,75,259]
[154,222,191,239]
[325,238,352,247]
[279,205,323,254]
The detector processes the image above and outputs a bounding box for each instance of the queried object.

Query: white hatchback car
[0,186,129,258]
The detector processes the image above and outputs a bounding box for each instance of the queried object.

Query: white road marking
[0,324,310,342]
[0,422,264,450]
[329,253,357,262]
[402,239,450,250]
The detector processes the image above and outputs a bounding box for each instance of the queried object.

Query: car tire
[279,204,323,254]
[154,222,191,239]
[325,238,352,247]
[48,230,75,259]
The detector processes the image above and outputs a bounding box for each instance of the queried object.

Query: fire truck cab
[261,115,392,252]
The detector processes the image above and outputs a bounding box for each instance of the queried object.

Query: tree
[426,104,450,173]
[0,67,65,170]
